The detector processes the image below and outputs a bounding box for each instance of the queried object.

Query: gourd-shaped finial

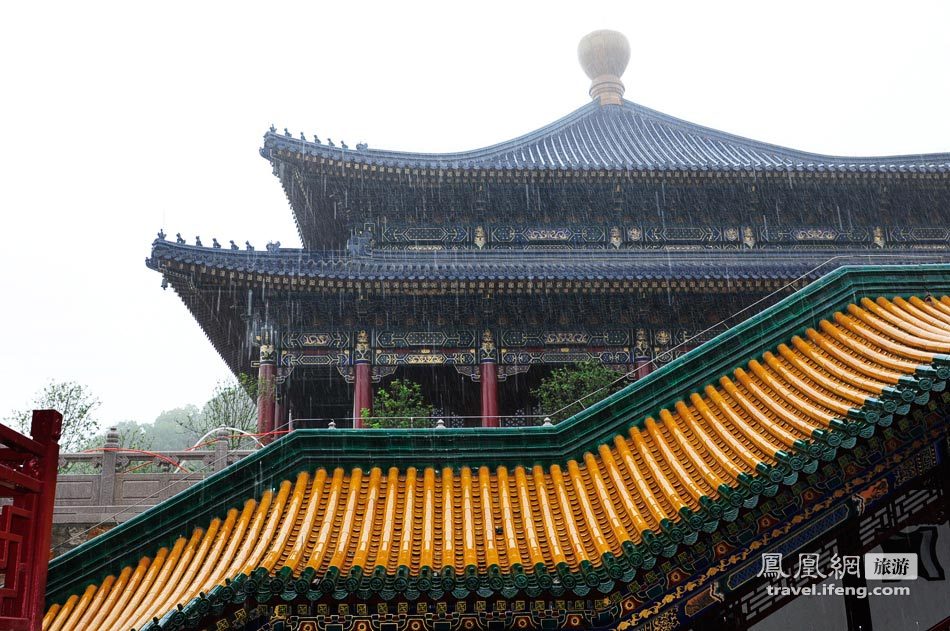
[577,30,630,106]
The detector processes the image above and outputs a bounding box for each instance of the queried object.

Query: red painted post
[480,361,499,428]
[0,409,61,630]
[352,361,372,428]
[26,410,61,628]
[257,344,276,442]
[634,355,654,380]
[479,330,500,428]
[351,330,372,428]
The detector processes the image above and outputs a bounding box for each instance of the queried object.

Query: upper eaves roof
[261,99,950,173]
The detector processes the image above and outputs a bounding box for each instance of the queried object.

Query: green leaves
[175,374,258,447]
[534,362,627,423]
[7,380,100,452]
[370,379,434,428]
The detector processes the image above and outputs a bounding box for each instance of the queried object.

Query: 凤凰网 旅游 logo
[864,553,918,580]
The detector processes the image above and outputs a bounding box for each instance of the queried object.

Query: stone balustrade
[51,428,255,554]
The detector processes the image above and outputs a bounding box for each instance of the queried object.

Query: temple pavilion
[44,31,950,631]
[146,31,950,431]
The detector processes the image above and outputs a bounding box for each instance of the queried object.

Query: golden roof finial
[577,30,630,107]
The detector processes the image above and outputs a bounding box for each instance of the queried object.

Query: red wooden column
[479,330,500,428]
[0,409,61,631]
[26,410,61,628]
[352,362,372,428]
[480,362,499,428]
[257,342,276,442]
[351,330,372,428]
[633,355,654,380]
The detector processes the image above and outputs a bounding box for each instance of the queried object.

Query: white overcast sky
[1,1,948,430]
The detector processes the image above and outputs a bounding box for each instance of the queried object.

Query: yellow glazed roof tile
[44,295,950,631]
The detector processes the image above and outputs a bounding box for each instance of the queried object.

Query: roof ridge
[622,99,950,166]
[262,99,950,171]
[264,101,600,165]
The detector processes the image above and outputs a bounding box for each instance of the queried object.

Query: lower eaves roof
[43,266,950,631]
[148,240,950,284]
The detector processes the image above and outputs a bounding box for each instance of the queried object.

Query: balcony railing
[54,429,254,527]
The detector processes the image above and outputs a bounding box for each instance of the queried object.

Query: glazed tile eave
[44,265,950,631]
[261,100,950,173]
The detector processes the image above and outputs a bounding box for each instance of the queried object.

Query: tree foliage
[7,381,100,452]
[533,361,626,423]
[83,420,154,451]
[174,374,258,447]
[366,379,434,428]
[140,408,199,451]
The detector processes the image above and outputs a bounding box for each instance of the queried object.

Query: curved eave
[44,272,950,630]
[147,240,950,290]
[261,100,950,174]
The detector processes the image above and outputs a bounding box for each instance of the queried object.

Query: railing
[54,429,254,528]
[54,416,553,523]
[290,415,550,430]
[52,418,545,522]
[0,410,61,631]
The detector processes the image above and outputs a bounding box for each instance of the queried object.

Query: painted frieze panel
[502,329,629,347]
[280,350,350,367]
[370,222,937,250]
[282,331,350,349]
[375,350,477,366]
[888,226,950,245]
[277,327,699,369]
[376,329,476,349]
[381,224,470,244]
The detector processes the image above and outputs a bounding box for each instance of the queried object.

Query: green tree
[6,381,100,452]
[143,409,198,451]
[533,361,627,423]
[83,420,153,451]
[366,379,434,428]
[175,374,259,447]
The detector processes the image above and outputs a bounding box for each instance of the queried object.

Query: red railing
[0,410,61,631]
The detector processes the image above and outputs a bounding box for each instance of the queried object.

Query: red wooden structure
[0,410,61,631]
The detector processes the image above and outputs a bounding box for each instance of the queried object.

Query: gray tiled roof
[262,100,950,173]
[148,241,949,283]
